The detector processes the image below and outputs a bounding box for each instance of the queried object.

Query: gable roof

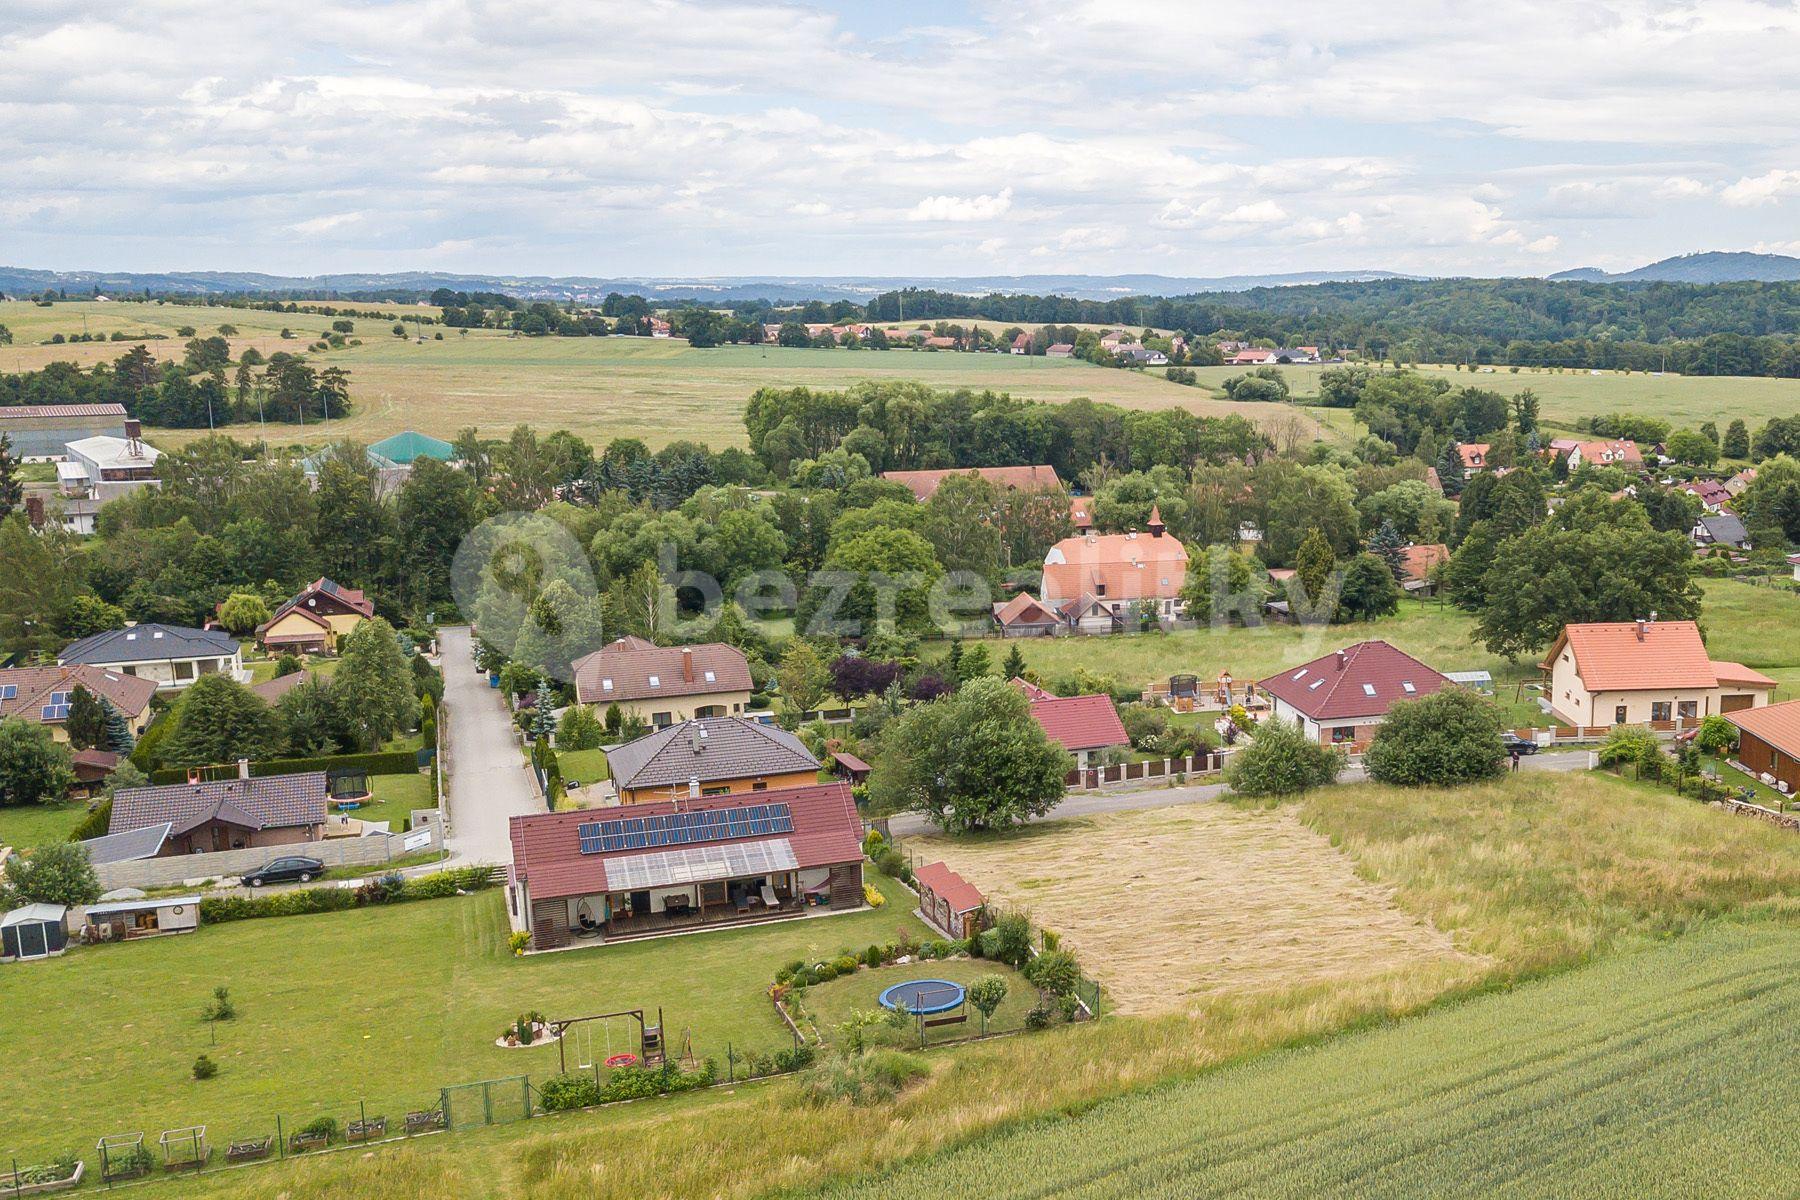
[1725,699,1800,759]
[1025,692,1129,752]
[1398,543,1448,582]
[366,430,455,464]
[109,772,327,838]
[1456,443,1490,468]
[606,717,818,793]
[993,592,1059,627]
[880,465,1064,503]
[249,669,330,705]
[573,638,752,705]
[0,663,158,724]
[80,821,173,865]
[914,861,985,915]
[1540,620,1726,691]
[1570,439,1642,465]
[508,781,864,902]
[1258,641,1450,721]
[1041,529,1188,602]
[1680,479,1731,506]
[60,624,238,666]
[1697,513,1749,544]
[259,578,376,635]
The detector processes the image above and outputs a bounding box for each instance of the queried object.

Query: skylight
[647,675,661,688]
[1292,669,1308,680]
[704,670,716,683]
[1401,681,1416,693]
[1362,683,1376,696]
[601,678,614,691]
[1309,679,1325,690]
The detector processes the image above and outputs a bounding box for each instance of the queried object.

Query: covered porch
[540,857,843,947]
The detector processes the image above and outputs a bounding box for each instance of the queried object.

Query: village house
[1397,543,1449,596]
[1691,513,1751,551]
[1039,506,1188,632]
[1539,619,1775,727]
[58,624,245,691]
[1457,443,1491,471]
[1723,468,1757,498]
[1563,439,1643,471]
[880,464,1064,504]
[1258,641,1451,749]
[0,663,158,743]
[572,637,752,727]
[256,578,376,654]
[1228,348,1277,365]
[1010,332,1032,354]
[1012,679,1130,767]
[505,781,866,948]
[1045,342,1074,358]
[58,420,161,500]
[0,403,127,461]
[104,767,328,857]
[1069,495,1092,530]
[606,717,820,805]
[1118,346,1169,366]
[1724,700,1800,796]
[991,592,1062,638]
[1679,479,1731,511]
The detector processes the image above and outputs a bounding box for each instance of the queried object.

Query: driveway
[886,749,1591,839]
[438,625,545,865]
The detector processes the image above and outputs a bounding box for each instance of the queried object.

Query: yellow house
[1540,619,1776,728]
[0,664,159,743]
[605,717,821,805]
[257,579,375,654]
[572,637,753,729]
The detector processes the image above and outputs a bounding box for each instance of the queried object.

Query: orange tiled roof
[1041,530,1187,604]
[880,465,1064,503]
[1541,620,1761,691]
[1725,699,1800,758]
[1398,543,1448,582]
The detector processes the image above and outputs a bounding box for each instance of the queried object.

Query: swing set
[550,1007,686,1074]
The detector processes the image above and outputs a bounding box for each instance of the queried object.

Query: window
[701,786,731,796]
[1308,678,1325,690]
[1330,726,1357,744]
[1361,683,1376,697]
[652,711,672,727]
[1677,700,1698,719]
[647,675,660,688]
[751,781,768,791]
[1401,681,1416,694]
[1292,669,1308,681]
[704,670,716,683]
[1614,705,1628,724]
[601,678,613,691]
[1650,702,1672,722]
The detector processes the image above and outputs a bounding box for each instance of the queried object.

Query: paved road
[439,625,544,864]
[887,748,1591,838]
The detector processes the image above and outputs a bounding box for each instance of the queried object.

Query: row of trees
[0,345,350,428]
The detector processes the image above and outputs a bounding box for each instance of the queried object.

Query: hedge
[151,749,420,785]
[199,864,499,924]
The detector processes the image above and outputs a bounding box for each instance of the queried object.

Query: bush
[149,749,416,785]
[1024,1004,1054,1030]
[862,944,884,968]
[986,910,1033,966]
[832,954,860,975]
[201,986,236,1022]
[1363,688,1505,787]
[296,1116,338,1142]
[1023,949,1081,996]
[1598,726,1661,772]
[192,1054,219,1080]
[1225,717,1344,797]
[801,1050,929,1106]
[813,962,840,983]
[773,1044,816,1073]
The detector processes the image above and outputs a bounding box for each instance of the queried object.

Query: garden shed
[1,903,70,962]
[81,895,201,942]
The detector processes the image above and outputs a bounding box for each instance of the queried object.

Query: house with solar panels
[505,781,866,948]
[254,578,376,654]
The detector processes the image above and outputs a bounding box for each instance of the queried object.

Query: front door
[629,890,651,918]
[18,923,47,959]
[1721,694,1755,713]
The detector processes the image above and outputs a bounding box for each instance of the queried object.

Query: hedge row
[151,749,420,785]
[199,864,499,924]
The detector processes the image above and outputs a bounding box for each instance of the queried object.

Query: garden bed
[0,1159,83,1195]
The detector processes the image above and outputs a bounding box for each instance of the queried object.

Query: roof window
[1362,683,1376,696]
[648,675,661,688]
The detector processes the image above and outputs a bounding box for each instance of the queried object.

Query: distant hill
[0,266,1416,304]
[1550,251,1800,284]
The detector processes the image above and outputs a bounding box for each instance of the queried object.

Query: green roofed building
[366,430,455,465]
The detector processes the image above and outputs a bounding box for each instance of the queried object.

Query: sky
[6,0,1800,280]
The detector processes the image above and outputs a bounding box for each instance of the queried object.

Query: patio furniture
[663,895,692,917]
[759,883,779,907]
[226,1136,272,1163]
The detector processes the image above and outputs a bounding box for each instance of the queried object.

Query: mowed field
[813,922,1800,1200]
[905,806,1479,1014]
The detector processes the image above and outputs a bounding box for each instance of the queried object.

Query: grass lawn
[0,872,927,1165]
[556,748,609,784]
[333,770,433,830]
[797,959,1038,1046]
[815,923,1800,1200]
[244,656,339,685]
[0,800,88,850]
[1697,577,1800,683]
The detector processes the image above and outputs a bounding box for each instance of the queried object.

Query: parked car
[1500,733,1540,755]
[242,855,326,887]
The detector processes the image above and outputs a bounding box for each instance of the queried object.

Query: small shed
[1,903,70,961]
[830,750,871,784]
[82,895,201,942]
[1445,670,1494,694]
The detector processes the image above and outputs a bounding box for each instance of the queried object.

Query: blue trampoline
[878,978,966,1015]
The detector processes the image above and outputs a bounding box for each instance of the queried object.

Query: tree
[394,457,482,613]
[967,975,1009,1033]
[924,473,1004,582]
[1001,644,1027,681]
[1293,528,1337,610]
[64,685,108,751]
[1723,419,1750,459]
[0,432,22,518]
[1363,688,1504,786]
[1,842,100,908]
[1334,553,1402,623]
[869,676,1070,832]
[1693,714,1736,757]
[776,638,831,715]
[800,526,942,637]
[217,592,272,636]
[275,677,346,757]
[1179,545,1256,625]
[1366,519,1408,581]
[1022,949,1080,996]
[0,718,75,807]
[557,703,604,751]
[101,698,136,753]
[1224,717,1342,797]
[59,594,127,639]
[333,618,417,750]
[1437,441,1468,497]
[511,578,606,685]
[1665,429,1719,467]
[163,675,282,766]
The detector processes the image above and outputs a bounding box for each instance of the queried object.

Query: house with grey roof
[58,624,245,691]
[107,768,327,856]
[1692,512,1751,551]
[607,717,821,804]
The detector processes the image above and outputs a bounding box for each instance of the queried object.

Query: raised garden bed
[0,1159,84,1195]
[346,1117,387,1143]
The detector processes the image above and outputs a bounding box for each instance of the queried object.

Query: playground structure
[549,1007,693,1075]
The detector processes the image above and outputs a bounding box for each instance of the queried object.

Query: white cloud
[906,187,1013,222]
[1721,169,1800,207]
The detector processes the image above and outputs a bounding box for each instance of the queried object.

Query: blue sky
[3,0,1800,279]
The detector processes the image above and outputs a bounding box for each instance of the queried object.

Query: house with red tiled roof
[572,637,753,728]
[1012,681,1128,766]
[1229,348,1277,365]
[1258,642,1451,748]
[914,861,987,939]
[992,593,1060,638]
[1679,479,1731,512]
[880,465,1064,503]
[1040,507,1188,633]
[1539,619,1775,728]
[505,781,865,949]
[1457,443,1491,471]
[1397,544,1449,595]
[0,663,158,743]
[1010,332,1032,355]
[1045,342,1075,358]
[1725,699,1800,795]
[1069,495,1092,530]
[255,578,375,654]
[1564,439,1643,471]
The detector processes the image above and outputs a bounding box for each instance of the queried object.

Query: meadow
[151,770,1800,1200]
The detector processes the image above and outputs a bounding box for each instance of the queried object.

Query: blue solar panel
[578,800,801,855]
[0,685,16,700]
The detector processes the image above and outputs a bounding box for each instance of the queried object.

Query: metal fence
[441,1076,533,1131]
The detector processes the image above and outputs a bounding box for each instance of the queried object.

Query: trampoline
[878,979,966,1015]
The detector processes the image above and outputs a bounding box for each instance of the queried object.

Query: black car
[242,855,326,887]
[1500,734,1540,755]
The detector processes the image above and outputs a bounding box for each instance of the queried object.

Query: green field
[0,874,925,1165]
[813,923,1800,1200]
[0,799,87,850]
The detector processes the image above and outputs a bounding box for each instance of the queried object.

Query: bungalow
[1228,349,1277,365]
[880,464,1064,503]
[1040,507,1188,632]
[913,861,986,940]
[1539,619,1775,727]
[1010,333,1032,355]
[505,781,866,949]
[1725,700,1800,796]
[607,717,820,805]
[572,637,753,727]
[1016,682,1129,767]
[1258,641,1451,748]
[1692,513,1751,551]
[256,578,375,654]
[0,663,157,743]
[1045,343,1075,358]
[992,592,1061,638]
[58,624,245,692]
[1723,468,1757,498]
[1118,346,1168,366]
[107,768,328,856]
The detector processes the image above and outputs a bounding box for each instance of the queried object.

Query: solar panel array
[578,802,795,855]
[40,690,71,721]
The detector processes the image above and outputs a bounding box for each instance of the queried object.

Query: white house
[58,625,246,691]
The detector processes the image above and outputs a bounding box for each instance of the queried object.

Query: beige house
[58,624,246,692]
[1540,619,1775,727]
[256,578,375,654]
[0,664,158,743]
[572,637,753,728]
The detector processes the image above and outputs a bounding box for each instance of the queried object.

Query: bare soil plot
[906,804,1479,1014]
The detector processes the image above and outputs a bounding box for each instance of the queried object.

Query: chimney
[187,767,202,785]
[690,725,705,754]
[1336,649,1347,670]
[682,646,694,682]
[688,776,700,799]
[24,495,45,528]
[238,757,251,780]
[1635,619,1646,641]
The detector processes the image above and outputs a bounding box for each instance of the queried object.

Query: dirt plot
[906,805,1480,1014]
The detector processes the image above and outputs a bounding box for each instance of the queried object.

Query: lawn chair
[759,883,779,908]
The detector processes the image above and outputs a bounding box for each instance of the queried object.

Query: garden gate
[439,1075,533,1131]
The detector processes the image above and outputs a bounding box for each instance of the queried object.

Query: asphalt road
[438,625,546,865]
[886,748,1592,839]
